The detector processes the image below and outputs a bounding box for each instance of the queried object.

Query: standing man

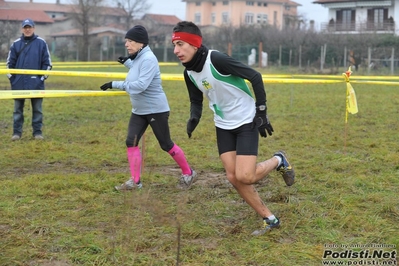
[171,21,295,235]
[6,18,52,141]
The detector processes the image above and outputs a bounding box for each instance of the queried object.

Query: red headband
[172,32,202,48]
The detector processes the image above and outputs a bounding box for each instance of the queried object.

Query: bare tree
[113,0,151,30]
[1,21,20,57]
[207,24,235,51]
[69,0,104,61]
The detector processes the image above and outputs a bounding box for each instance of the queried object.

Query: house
[183,0,301,30]
[140,13,181,47]
[48,13,182,61]
[1,0,82,41]
[0,0,129,60]
[0,0,128,37]
[49,26,127,61]
[313,0,399,35]
[139,14,182,62]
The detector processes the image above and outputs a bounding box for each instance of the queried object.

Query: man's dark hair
[173,21,202,37]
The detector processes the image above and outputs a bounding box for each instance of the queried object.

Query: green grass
[0,66,398,265]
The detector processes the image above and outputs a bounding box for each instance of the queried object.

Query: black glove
[252,109,274,138]
[186,117,199,138]
[100,82,112,91]
[117,56,129,64]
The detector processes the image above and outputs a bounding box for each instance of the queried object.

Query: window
[245,13,254,24]
[257,14,268,24]
[212,2,216,6]
[194,13,201,24]
[102,36,109,49]
[336,9,355,30]
[116,36,124,45]
[195,2,201,6]
[211,13,216,24]
[263,14,268,23]
[222,1,228,5]
[367,8,388,30]
[119,17,127,24]
[246,1,254,6]
[257,14,261,23]
[374,9,384,26]
[342,10,352,26]
[222,12,229,24]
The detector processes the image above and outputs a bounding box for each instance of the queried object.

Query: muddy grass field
[0,66,398,265]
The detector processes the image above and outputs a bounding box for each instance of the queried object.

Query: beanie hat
[125,25,149,44]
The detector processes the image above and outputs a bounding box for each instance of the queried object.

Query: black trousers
[126,111,174,152]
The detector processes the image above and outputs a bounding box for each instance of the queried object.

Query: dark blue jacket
[6,34,52,90]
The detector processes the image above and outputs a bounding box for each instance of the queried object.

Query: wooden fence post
[227,43,232,57]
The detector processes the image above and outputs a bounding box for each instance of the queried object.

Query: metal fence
[5,40,396,75]
[220,43,399,74]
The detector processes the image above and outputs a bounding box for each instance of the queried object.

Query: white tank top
[187,51,256,130]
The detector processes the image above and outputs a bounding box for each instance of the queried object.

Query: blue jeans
[13,98,43,136]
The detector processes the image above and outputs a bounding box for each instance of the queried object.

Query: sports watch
[257,105,266,111]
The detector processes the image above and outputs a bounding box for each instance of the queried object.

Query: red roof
[313,0,359,3]
[0,0,126,16]
[0,9,54,24]
[2,1,73,12]
[0,0,9,8]
[288,1,301,7]
[142,14,181,25]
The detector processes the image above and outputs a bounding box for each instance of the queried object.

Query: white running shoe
[115,179,142,191]
[179,169,197,189]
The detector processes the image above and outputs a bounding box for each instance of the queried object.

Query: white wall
[394,0,399,35]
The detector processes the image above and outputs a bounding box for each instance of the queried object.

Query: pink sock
[168,144,191,175]
[127,146,141,184]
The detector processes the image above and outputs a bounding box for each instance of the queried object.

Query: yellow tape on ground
[48,61,179,66]
[262,78,342,84]
[286,74,399,81]
[0,69,185,80]
[51,65,124,68]
[351,80,399,86]
[0,90,126,99]
[0,62,179,68]
[161,73,185,81]
[4,69,397,85]
[0,69,126,78]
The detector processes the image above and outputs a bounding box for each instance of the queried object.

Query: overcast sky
[147,0,329,27]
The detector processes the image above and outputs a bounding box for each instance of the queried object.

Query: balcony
[321,22,395,34]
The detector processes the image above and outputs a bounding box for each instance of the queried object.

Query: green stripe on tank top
[210,64,254,98]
